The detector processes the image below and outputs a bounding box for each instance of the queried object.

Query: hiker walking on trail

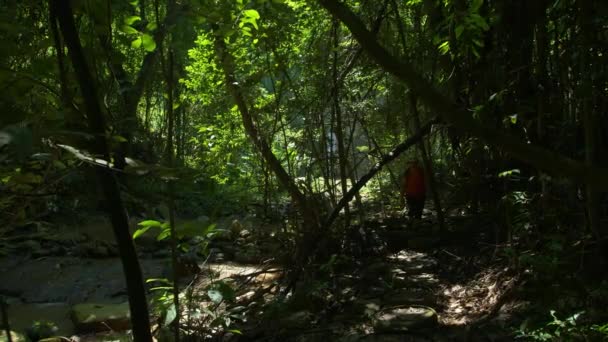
[400,159,426,219]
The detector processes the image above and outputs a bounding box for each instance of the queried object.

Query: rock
[26,320,59,341]
[239,229,251,239]
[71,302,131,333]
[407,237,440,250]
[0,331,26,342]
[352,299,382,316]
[22,240,42,253]
[197,215,210,223]
[279,311,313,329]
[229,219,243,237]
[153,249,170,258]
[373,305,438,332]
[91,244,109,258]
[383,289,435,307]
[38,337,68,342]
[234,249,262,264]
[361,262,392,283]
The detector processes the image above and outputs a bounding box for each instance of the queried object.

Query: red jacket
[402,165,426,198]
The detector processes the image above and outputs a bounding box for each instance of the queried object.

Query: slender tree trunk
[51,2,152,340]
[578,0,601,243]
[332,20,351,225]
[164,48,181,342]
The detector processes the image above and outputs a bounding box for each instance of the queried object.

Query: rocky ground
[0,211,522,341]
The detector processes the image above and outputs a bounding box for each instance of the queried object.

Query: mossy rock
[71,302,131,333]
[0,331,27,342]
[373,305,438,332]
[38,338,68,342]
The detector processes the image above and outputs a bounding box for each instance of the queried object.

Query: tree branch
[323,117,439,229]
[317,0,608,190]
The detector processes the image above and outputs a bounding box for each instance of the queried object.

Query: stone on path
[71,302,131,333]
[373,305,438,332]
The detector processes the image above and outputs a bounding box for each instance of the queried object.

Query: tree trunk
[164,48,181,342]
[51,1,152,340]
[212,28,321,273]
[332,20,351,226]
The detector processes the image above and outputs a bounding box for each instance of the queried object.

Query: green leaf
[455,25,465,39]
[124,15,141,25]
[142,33,156,52]
[146,278,171,284]
[131,37,142,48]
[146,22,158,31]
[133,226,151,239]
[498,169,520,178]
[164,304,177,327]
[471,0,483,12]
[157,229,171,241]
[120,25,139,35]
[112,135,128,143]
[243,9,260,20]
[138,220,163,228]
[208,289,223,303]
[438,41,450,54]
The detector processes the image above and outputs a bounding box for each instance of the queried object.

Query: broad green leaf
[120,25,139,35]
[243,9,260,20]
[132,226,151,239]
[455,25,465,39]
[138,220,163,228]
[498,169,520,178]
[157,229,171,241]
[438,41,450,54]
[208,289,223,303]
[146,22,157,31]
[124,16,141,25]
[164,304,177,327]
[131,37,142,48]
[142,33,156,52]
[112,135,128,142]
[471,0,483,12]
[146,278,171,284]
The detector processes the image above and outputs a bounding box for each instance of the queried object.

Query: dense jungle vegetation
[1,0,607,341]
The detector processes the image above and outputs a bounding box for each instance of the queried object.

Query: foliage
[516,311,608,341]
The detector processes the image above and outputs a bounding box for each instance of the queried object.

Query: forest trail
[0,212,518,341]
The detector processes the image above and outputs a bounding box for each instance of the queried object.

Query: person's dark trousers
[406,195,425,219]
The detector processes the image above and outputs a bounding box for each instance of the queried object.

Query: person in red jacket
[400,159,426,219]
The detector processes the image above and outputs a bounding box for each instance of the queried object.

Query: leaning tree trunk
[212,27,321,279]
[51,1,152,340]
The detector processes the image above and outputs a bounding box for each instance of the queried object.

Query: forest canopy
[1,0,607,341]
